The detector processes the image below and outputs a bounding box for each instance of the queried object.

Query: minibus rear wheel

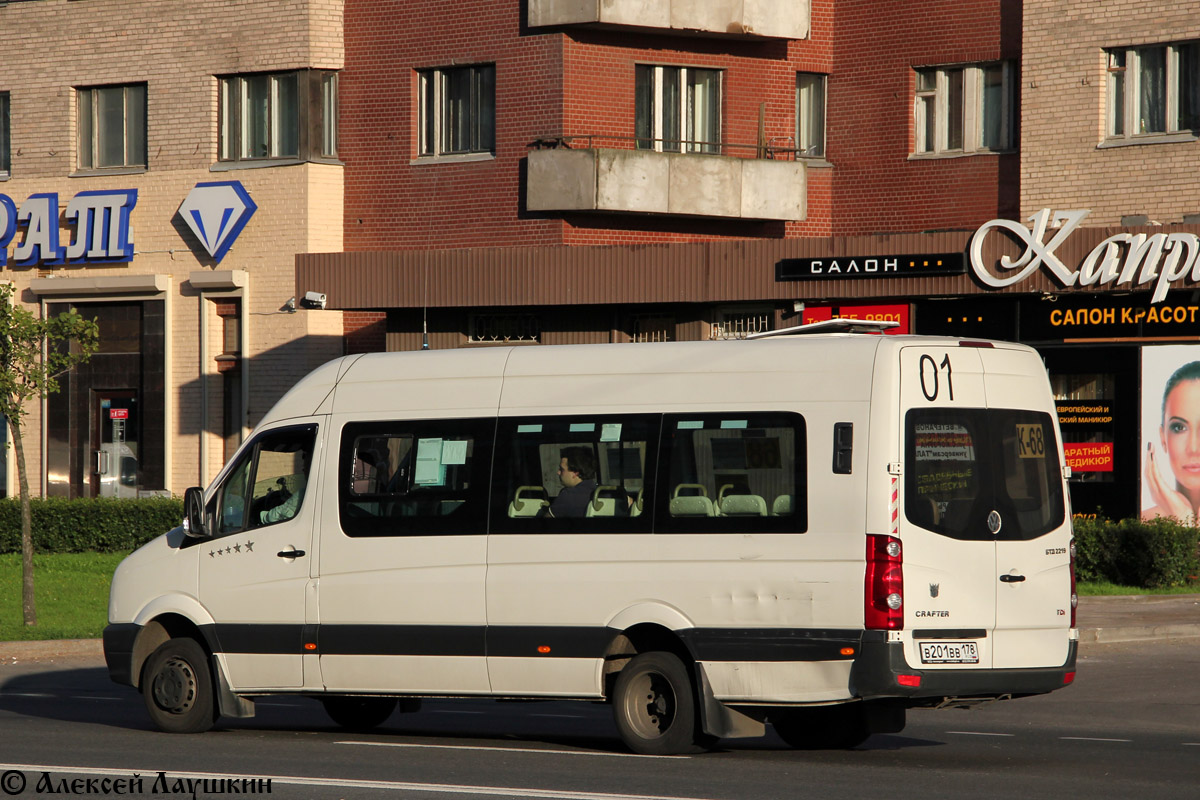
[322,696,398,730]
[613,652,707,755]
[142,638,216,734]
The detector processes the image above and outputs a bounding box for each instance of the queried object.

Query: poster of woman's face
[1141,345,1200,521]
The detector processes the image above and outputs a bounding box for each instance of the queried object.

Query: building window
[219,70,338,163]
[77,84,146,170]
[0,92,9,177]
[913,63,1014,155]
[796,73,826,158]
[418,65,496,157]
[1107,43,1200,140]
[468,313,539,343]
[635,65,721,154]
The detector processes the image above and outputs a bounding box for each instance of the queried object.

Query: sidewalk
[0,595,1197,661]
[1074,593,1200,644]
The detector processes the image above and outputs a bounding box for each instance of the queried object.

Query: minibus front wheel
[613,652,711,755]
[142,638,217,734]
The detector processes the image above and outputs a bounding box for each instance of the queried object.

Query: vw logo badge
[987,510,1002,535]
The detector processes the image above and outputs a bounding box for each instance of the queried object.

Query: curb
[0,639,103,660]
[1076,624,1200,645]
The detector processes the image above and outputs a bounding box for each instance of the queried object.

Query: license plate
[919,641,979,664]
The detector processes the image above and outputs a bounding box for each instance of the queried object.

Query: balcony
[526,136,806,222]
[528,0,809,40]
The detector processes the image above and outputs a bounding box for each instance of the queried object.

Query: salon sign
[970,208,1200,304]
[0,189,137,268]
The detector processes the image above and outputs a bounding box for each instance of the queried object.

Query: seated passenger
[549,446,598,518]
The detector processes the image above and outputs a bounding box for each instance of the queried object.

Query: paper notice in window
[414,437,445,485]
[441,439,468,465]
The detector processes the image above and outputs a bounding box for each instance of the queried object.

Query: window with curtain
[796,73,826,158]
[0,92,9,177]
[77,84,146,170]
[219,70,338,163]
[635,64,722,154]
[1107,42,1200,140]
[417,64,496,157]
[913,63,1014,156]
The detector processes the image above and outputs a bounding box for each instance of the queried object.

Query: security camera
[300,291,327,310]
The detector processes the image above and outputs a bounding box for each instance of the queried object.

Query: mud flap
[695,663,765,739]
[210,654,256,719]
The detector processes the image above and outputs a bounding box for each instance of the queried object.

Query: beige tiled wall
[0,0,345,494]
[1022,1,1200,225]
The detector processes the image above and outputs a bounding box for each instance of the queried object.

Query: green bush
[1072,515,1200,588]
[0,496,183,554]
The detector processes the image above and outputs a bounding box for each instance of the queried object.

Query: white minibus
[104,323,1078,754]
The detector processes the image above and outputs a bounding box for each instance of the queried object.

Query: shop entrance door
[91,391,139,498]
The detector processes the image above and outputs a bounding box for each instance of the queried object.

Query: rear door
[899,344,1071,672]
[899,346,998,670]
[980,348,1072,669]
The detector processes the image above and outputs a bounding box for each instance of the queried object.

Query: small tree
[0,282,99,626]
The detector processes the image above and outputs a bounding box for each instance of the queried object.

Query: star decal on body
[244,540,254,552]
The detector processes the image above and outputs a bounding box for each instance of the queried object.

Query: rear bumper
[850,635,1077,703]
[102,623,141,687]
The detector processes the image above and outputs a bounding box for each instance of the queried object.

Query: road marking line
[945,731,1014,737]
[335,741,688,759]
[1059,737,1132,743]
[0,764,709,800]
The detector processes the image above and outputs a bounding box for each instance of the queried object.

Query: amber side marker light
[304,643,317,651]
[537,645,552,654]
[840,647,856,656]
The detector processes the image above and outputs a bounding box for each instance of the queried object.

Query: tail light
[865,534,904,630]
[1069,538,1078,628]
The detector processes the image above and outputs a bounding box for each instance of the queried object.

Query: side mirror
[183,486,209,538]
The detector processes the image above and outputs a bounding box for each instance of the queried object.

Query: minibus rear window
[905,408,1064,541]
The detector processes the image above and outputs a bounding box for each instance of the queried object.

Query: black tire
[142,638,217,734]
[322,696,398,730]
[613,652,707,755]
[771,704,870,750]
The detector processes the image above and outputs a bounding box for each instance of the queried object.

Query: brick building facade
[297,0,1200,519]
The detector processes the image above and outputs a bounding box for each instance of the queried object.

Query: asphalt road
[0,639,1197,800]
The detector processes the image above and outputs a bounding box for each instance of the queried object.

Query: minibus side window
[215,425,317,536]
[338,418,493,537]
[657,413,807,534]
[490,415,658,534]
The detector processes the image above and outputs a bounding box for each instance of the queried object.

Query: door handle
[999,573,1026,583]
[277,548,307,559]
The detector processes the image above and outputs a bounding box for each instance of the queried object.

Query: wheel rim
[152,656,198,715]
[623,670,676,740]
